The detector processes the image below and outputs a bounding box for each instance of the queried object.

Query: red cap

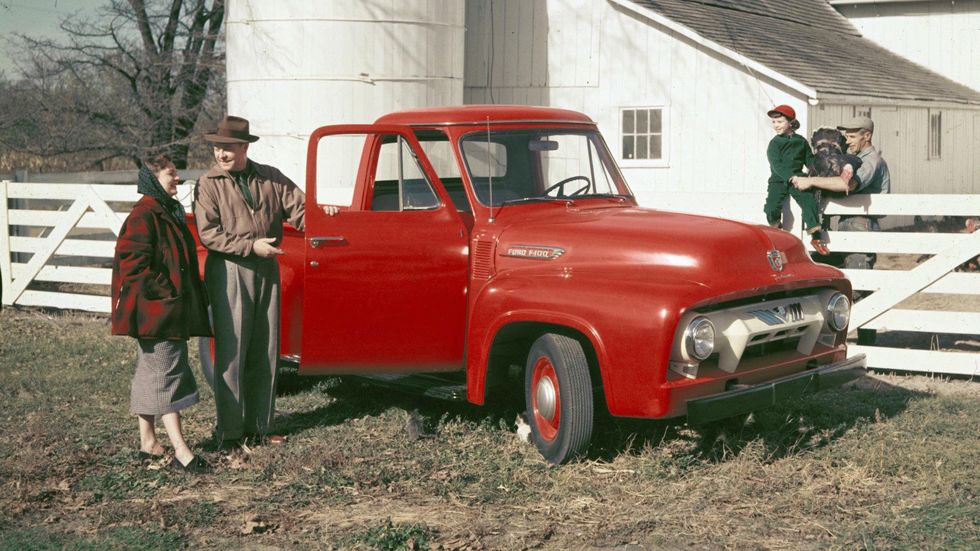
[767,105,796,120]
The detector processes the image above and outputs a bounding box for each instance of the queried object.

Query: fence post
[0,180,11,306]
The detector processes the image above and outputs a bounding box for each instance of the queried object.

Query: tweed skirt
[130,338,200,415]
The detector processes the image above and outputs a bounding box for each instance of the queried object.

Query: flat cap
[837,115,874,132]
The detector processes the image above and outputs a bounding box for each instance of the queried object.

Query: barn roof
[620,0,980,106]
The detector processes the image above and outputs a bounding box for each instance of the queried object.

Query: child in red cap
[763,105,829,255]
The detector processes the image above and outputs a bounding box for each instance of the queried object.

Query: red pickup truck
[195,105,866,464]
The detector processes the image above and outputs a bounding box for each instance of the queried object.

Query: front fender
[465,267,713,417]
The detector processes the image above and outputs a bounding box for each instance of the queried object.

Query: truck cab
[263,105,865,463]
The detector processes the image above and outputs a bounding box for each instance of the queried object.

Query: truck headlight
[826,293,850,331]
[685,317,715,360]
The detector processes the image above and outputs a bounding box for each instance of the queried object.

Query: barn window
[928,110,942,159]
[621,107,665,163]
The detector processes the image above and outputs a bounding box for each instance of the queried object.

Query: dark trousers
[764,181,822,232]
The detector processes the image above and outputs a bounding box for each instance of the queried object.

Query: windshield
[459,129,631,206]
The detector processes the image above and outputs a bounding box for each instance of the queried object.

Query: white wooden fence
[2,180,978,376]
[0,180,195,312]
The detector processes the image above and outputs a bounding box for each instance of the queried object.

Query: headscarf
[137,165,186,224]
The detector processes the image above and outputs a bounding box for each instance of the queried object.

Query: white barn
[224,0,980,200]
[463,0,980,199]
[829,0,980,93]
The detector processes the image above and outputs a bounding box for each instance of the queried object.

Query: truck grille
[748,303,804,325]
[671,290,838,375]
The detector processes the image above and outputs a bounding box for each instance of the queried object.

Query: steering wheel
[542,175,591,198]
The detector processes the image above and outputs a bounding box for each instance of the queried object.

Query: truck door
[300,125,469,373]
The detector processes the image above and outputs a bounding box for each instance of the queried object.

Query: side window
[371,136,440,211]
[417,137,461,179]
[928,110,942,160]
[417,136,472,213]
[621,106,667,166]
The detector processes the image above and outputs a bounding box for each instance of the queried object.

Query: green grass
[0,526,185,550]
[339,518,435,551]
[1,308,977,549]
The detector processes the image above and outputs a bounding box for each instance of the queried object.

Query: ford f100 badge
[503,245,566,260]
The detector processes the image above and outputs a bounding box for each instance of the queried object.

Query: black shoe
[167,455,213,474]
[137,450,165,462]
[244,433,287,446]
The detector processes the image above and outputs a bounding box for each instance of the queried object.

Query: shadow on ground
[273,367,929,465]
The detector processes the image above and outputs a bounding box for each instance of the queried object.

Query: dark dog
[808,127,862,185]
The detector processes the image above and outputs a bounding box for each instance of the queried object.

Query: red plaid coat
[111,196,211,339]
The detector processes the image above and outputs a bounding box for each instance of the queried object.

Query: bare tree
[6,0,225,169]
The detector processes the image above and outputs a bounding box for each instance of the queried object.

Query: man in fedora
[792,114,890,271]
[193,115,306,448]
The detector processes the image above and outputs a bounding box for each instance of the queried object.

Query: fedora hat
[204,116,260,143]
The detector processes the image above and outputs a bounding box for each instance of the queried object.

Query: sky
[0,0,98,76]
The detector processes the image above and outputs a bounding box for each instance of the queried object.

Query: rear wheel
[524,334,594,464]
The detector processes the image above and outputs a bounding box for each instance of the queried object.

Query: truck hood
[492,203,825,298]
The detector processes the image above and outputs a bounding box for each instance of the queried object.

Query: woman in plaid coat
[111,154,212,473]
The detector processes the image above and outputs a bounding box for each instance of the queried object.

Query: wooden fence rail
[0,180,194,312]
[2,181,979,377]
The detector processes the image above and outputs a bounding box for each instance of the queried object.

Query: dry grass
[0,307,977,550]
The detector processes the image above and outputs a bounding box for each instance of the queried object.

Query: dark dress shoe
[245,433,287,446]
[137,450,165,462]
[167,455,213,474]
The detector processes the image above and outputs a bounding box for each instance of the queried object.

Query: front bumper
[686,353,867,425]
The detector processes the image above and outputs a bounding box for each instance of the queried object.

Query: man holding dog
[792,115,891,269]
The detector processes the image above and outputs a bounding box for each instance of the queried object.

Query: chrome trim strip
[400,119,595,127]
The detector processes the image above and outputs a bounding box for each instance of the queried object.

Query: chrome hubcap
[535,375,557,421]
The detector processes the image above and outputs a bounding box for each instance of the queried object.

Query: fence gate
[0,180,193,313]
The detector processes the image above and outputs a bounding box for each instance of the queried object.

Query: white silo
[225,0,466,192]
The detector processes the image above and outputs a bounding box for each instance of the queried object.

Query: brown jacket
[111,196,211,339]
[193,161,305,258]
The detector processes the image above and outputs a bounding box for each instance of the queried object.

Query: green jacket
[767,133,812,185]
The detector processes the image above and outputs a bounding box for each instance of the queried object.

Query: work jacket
[193,161,305,260]
[111,196,211,339]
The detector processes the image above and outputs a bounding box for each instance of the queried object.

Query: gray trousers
[205,254,280,441]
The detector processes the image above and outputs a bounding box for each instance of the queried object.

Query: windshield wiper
[499,196,567,206]
[577,192,629,198]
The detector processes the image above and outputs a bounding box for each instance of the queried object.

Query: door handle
[309,261,319,268]
[310,236,345,248]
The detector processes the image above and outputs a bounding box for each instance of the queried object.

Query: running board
[279,356,467,401]
[349,373,468,401]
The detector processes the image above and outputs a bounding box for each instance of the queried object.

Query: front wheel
[524,334,594,464]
